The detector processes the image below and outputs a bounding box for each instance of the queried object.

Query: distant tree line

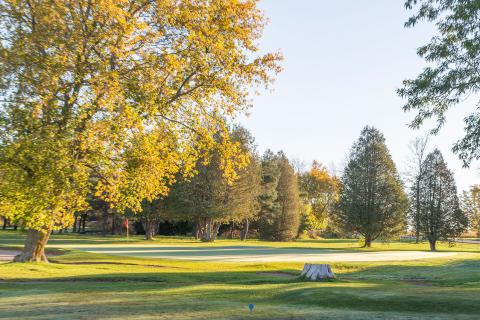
[5,124,473,252]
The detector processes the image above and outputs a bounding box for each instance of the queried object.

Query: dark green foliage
[413,149,469,250]
[258,151,300,241]
[223,126,262,240]
[257,150,281,239]
[166,126,261,241]
[139,199,165,240]
[336,126,408,247]
[399,0,480,166]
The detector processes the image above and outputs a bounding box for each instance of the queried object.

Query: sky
[238,0,480,191]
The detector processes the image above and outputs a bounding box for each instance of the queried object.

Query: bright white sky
[239,0,480,192]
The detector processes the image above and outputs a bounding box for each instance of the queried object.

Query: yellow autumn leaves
[0,0,281,232]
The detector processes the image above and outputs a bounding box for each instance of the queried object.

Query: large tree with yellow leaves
[0,0,281,262]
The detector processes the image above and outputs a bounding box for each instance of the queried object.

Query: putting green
[68,244,464,262]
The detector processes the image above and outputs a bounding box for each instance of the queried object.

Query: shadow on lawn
[1,265,480,318]
[337,259,480,286]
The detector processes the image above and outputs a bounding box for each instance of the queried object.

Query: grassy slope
[0,231,479,320]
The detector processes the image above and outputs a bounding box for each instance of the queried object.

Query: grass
[1,231,480,319]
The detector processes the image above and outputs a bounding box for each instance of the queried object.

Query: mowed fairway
[69,245,464,262]
[1,231,480,319]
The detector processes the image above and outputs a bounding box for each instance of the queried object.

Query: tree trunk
[200,218,218,242]
[301,264,335,281]
[193,222,199,240]
[144,220,157,240]
[429,239,436,251]
[201,218,211,242]
[102,207,109,236]
[13,229,51,263]
[212,222,221,241]
[240,219,249,241]
[111,213,116,235]
[72,214,78,233]
[363,235,372,247]
[81,213,86,233]
[195,221,203,240]
[2,218,7,230]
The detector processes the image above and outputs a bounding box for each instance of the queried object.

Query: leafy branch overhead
[399,0,480,166]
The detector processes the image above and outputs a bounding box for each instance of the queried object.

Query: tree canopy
[399,0,480,166]
[258,151,300,241]
[0,0,281,261]
[414,149,468,250]
[461,185,480,237]
[299,161,341,236]
[336,126,408,247]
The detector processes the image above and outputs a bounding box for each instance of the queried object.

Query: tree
[258,151,300,241]
[275,154,301,241]
[257,150,281,240]
[223,127,262,240]
[0,0,281,261]
[164,144,235,242]
[166,125,255,242]
[299,161,341,237]
[336,126,408,247]
[415,149,468,251]
[399,0,480,166]
[461,185,480,237]
[139,199,165,240]
[405,136,430,242]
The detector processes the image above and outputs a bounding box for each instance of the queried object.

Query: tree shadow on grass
[336,258,480,286]
[0,266,479,319]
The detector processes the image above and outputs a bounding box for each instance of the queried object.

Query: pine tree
[416,150,468,251]
[336,126,408,247]
[275,154,301,241]
[166,126,258,242]
[257,150,281,240]
[258,151,300,241]
[461,185,480,237]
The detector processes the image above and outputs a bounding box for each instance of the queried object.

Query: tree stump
[300,264,335,281]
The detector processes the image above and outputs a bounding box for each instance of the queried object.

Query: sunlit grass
[1,231,479,319]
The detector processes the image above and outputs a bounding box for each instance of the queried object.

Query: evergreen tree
[416,150,468,251]
[167,150,230,242]
[275,154,301,241]
[461,185,480,237]
[336,126,408,247]
[258,151,300,241]
[225,127,262,240]
[257,150,281,240]
[166,126,258,242]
